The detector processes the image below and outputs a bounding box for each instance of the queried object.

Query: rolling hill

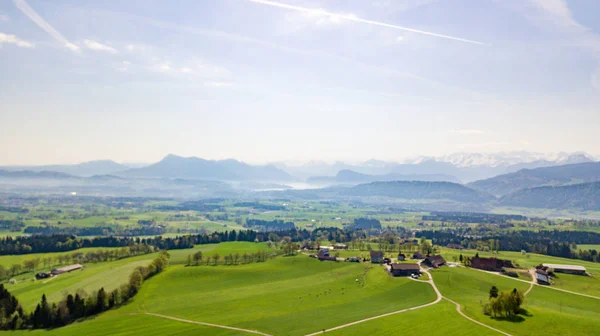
[119,154,293,181]
[342,181,495,203]
[469,161,600,196]
[500,181,600,210]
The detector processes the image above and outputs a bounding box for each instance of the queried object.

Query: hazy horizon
[2,0,600,165]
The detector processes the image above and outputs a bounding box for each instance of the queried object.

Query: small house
[347,257,360,263]
[333,243,348,250]
[398,253,406,261]
[390,264,421,277]
[422,255,446,268]
[370,251,384,264]
[446,244,464,250]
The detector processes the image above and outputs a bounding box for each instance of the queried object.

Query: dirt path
[443,297,513,336]
[304,269,442,336]
[145,312,273,336]
[523,269,536,297]
[468,267,600,300]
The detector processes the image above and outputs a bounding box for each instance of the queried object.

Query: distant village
[307,243,588,285]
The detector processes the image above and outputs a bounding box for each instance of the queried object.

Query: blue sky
[1,0,599,165]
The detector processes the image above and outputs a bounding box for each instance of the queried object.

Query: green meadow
[432,266,600,335]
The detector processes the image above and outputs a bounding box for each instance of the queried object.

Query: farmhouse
[446,244,464,250]
[390,263,421,277]
[51,264,83,276]
[422,255,446,268]
[397,253,406,261]
[470,257,513,272]
[535,269,550,285]
[370,251,384,264]
[412,252,424,259]
[333,243,348,250]
[542,264,587,275]
[317,248,336,261]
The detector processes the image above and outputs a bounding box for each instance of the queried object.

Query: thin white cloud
[0,14,9,22]
[243,0,487,45]
[14,0,80,52]
[0,32,34,48]
[452,129,485,135]
[84,39,118,54]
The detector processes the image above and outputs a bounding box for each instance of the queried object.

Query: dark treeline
[245,219,295,231]
[0,219,25,232]
[422,212,526,223]
[23,225,165,237]
[0,252,170,330]
[352,218,382,229]
[233,202,285,211]
[417,229,600,262]
[0,228,366,256]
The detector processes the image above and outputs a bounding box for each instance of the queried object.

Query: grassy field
[576,244,600,251]
[324,300,498,336]
[117,255,436,336]
[7,253,155,310]
[432,266,600,335]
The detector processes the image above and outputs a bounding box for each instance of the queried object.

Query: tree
[489,286,499,299]
[212,253,220,265]
[128,270,143,296]
[95,288,107,313]
[459,254,463,262]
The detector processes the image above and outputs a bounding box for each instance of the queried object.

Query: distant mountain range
[469,162,600,196]
[118,154,293,182]
[500,181,600,210]
[0,160,129,177]
[281,152,595,183]
[307,169,461,185]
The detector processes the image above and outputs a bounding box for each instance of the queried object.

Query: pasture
[432,266,600,335]
[118,255,436,335]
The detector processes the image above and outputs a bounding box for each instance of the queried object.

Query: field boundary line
[304,269,442,336]
[443,297,513,336]
[145,312,272,336]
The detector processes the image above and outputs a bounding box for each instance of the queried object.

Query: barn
[422,255,446,268]
[390,264,421,277]
[542,264,587,275]
[51,264,83,276]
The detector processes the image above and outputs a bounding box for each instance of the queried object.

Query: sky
[1,0,599,165]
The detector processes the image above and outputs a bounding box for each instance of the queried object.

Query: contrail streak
[243,0,487,45]
[14,0,80,52]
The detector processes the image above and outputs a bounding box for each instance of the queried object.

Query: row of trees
[0,245,155,280]
[0,251,170,330]
[0,227,380,256]
[186,250,278,266]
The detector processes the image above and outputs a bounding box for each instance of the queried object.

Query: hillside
[119,154,292,181]
[307,169,460,185]
[342,181,494,203]
[500,181,600,210]
[469,161,600,196]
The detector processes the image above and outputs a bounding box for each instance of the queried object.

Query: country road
[443,297,513,336]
